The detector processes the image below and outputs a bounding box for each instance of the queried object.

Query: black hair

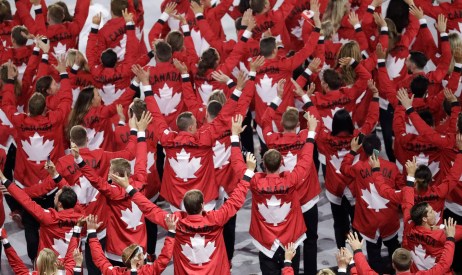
[332,109,354,136]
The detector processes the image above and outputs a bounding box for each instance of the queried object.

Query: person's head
[129,98,147,120]
[155,41,172,62]
[260,37,277,58]
[122,244,144,269]
[54,186,77,210]
[410,75,429,98]
[66,49,90,72]
[47,4,65,25]
[448,33,462,73]
[331,109,354,136]
[184,189,204,214]
[317,269,336,275]
[111,0,128,17]
[337,41,361,85]
[281,107,299,131]
[238,0,251,13]
[197,48,220,76]
[0,63,21,96]
[0,1,11,23]
[28,93,46,117]
[321,21,335,40]
[166,31,184,52]
[406,52,428,72]
[415,165,432,192]
[321,69,343,92]
[391,248,412,272]
[101,49,118,68]
[36,248,58,275]
[206,100,222,123]
[385,0,410,33]
[176,112,197,133]
[11,26,29,47]
[55,2,73,22]
[67,87,101,134]
[208,90,226,105]
[322,0,349,30]
[263,149,282,173]
[362,134,381,156]
[109,158,131,177]
[418,110,434,127]
[235,17,244,32]
[69,125,88,147]
[35,76,59,97]
[410,202,437,226]
[250,0,270,14]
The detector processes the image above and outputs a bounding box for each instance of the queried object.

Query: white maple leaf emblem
[120,201,144,230]
[53,42,67,58]
[21,132,54,164]
[212,140,231,169]
[191,28,210,56]
[167,13,185,30]
[232,61,250,78]
[258,195,292,226]
[168,149,202,182]
[330,149,355,174]
[135,26,142,40]
[386,55,405,79]
[52,229,72,258]
[72,87,80,107]
[129,152,156,174]
[411,244,436,270]
[112,34,127,60]
[154,84,181,115]
[361,183,390,212]
[17,62,27,81]
[256,74,278,105]
[280,151,297,172]
[181,234,216,265]
[17,105,24,113]
[72,176,99,205]
[416,153,440,177]
[0,108,12,127]
[405,120,418,135]
[198,81,213,105]
[291,18,305,40]
[449,22,462,35]
[85,128,104,150]
[332,33,350,44]
[322,107,351,132]
[99,84,125,105]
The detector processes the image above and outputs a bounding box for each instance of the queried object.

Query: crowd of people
[0,0,461,274]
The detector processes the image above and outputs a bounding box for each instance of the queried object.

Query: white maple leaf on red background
[256,74,278,105]
[280,151,297,172]
[386,55,405,79]
[17,62,27,81]
[213,140,230,169]
[52,229,72,258]
[120,201,144,230]
[361,183,389,212]
[17,105,24,113]
[405,120,419,135]
[332,33,350,45]
[53,42,67,58]
[198,81,213,105]
[0,108,12,127]
[181,234,216,265]
[232,61,250,79]
[258,195,292,226]
[85,128,104,150]
[416,152,440,177]
[154,83,181,115]
[411,244,436,270]
[112,34,127,61]
[168,149,202,182]
[100,84,125,105]
[135,26,142,40]
[72,176,99,205]
[190,28,210,56]
[322,107,351,132]
[72,88,81,107]
[129,152,156,174]
[329,149,359,174]
[291,18,305,40]
[21,132,54,164]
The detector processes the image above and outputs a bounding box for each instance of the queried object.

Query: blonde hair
[36,248,58,275]
[322,0,348,32]
[385,18,399,51]
[110,158,132,177]
[448,33,462,73]
[321,21,335,40]
[66,49,90,72]
[337,41,361,85]
[208,90,226,105]
[317,268,336,275]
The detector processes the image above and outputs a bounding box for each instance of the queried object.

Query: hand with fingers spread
[128,113,137,130]
[131,65,150,85]
[307,83,316,96]
[86,214,103,231]
[368,153,380,169]
[367,79,379,97]
[436,14,447,33]
[117,104,126,122]
[305,112,318,132]
[336,247,352,269]
[53,55,68,74]
[376,43,387,59]
[76,216,86,227]
[397,88,414,109]
[350,136,362,153]
[73,249,83,267]
[246,12,256,31]
[250,56,265,72]
[165,2,178,15]
[444,217,457,238]
[284,243,296,262]
[443,88,457,103]
[211,70,231,84]
[338,57,353,67]
[308,57,322,73]
[70,142,80,159]
[37,38,50,54]
[166,214,179,231]
[231,114,247,135]
[348,11,360,27]
[190,1,204,14]
[0,169,6,183]
[346,231,364,251]
[246,153,257,171]
[405,156,417,177]
[110,172,130,189]
[409,5,424,20]
[136,111,153,132]
[55,260,65,270]
[371,0,383,8]
[236,71,248,91]
[122,8,134,23]
[173,58,188,74]
[92,12,102,25]
[277,79,286,98]
[373,12,387,28]
[457,134,462,151]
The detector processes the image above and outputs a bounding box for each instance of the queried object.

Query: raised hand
[136,111,153,132]
[164,2,178,15]
[73,249,84,267]
[308,57,322,73]
[250,56,265,71]
[397,88,413,109]
[305,112,318,131]
[336,247,353,269]
[53,55,67,73]
[368,153,380,169]
[405,156,417,177]
[444,217,457,238]
[70,142,80,159]
[376,43,387,59]
[37,38,50,54]
[55,260,65,270]
[350,136,361,152]
[443,88,457,103]
[368,79,379,97]
[86,214,103,231]
[338,57,353,67]
[346,231,364,251]
[348,11,360,26]
[44,160,58,178]
[173,58,188,74]
[409,5,424,20]
[291,78,305,97]
[190,1,203,14]
[117,104,126,122]
[436,14,447,33]
[109,172,130,189]
[246,152,257,171]
[122,8,134,23]
[231,114,246,135]
[131,65,150,84]
[236,71,248,91]
[373,12,387,27]
[166,214,179,231]
[457,134,462,151]
[92,12,102,25]
[76,216,86,227]
[277,79,285,98]
[211,70,231,84]
[284,243,296,262]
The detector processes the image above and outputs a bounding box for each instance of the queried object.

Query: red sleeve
[119,24,138,78]
[148,19,165,44]
[77,161,125,200]
[63,230,81,273]
[208,179,250,226]
[1,82,19,124]
[235,78,256,117]
[5,181,52,224]
[36,58,50,82]
[217,34,248,75]
[15,1,41,35]
[132,136,148,184]
[446,70,461,92]
[423,240,456,275]
[88,235,114,273]
[2,242,30,275]
[282,266,294,275]
[22,50,41,91]
[408,107,455,148]
[196,17,226,55]
[181,75,206,122]
[275,0,297,19]
[447,104,461,135]
[392,106,410,144]
[99,88,135,119]
[340,152,357,178]
[280,31,321,71]
[86,29,103,69]
[414,0,446,20]
[49,74,73,124]
[261,102,279,144]
[103,134,137,161]
[183,32,200,70]
[434,153,462,198]
[143,86,170,141]
[354,27,369,51]
[33,5,47,36]
[288,141,314,185]
[208,0,234,20]
[231,141,249,179]
[67,0,91,35]
[353,251,379,275]
[373,170,403,204]
[412,23,437,58]
[378,64,399,107]
[402,186,414,224]
[23,175,68,198]
[206,91,241,141]
[359,98,379,134]
[146,236,175,274]
[427,36,451,84]
[130,191,168,229]
[400,14,419,48]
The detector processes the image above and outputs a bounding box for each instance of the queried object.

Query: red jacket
[415,0,462,34]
